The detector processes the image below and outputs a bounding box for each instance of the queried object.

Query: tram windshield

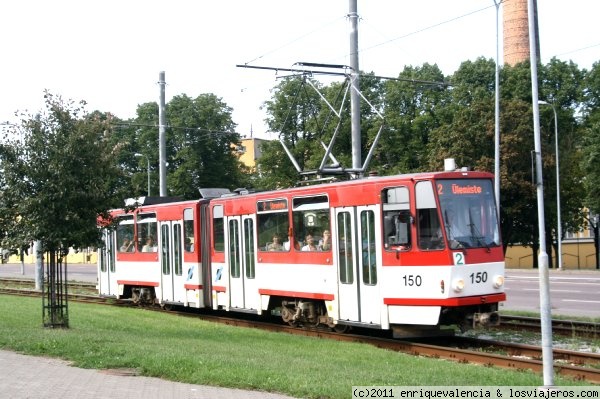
[437,179,500,250]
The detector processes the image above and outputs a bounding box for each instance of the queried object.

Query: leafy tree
[381,63,448,174]
[131,94,250,199]
[0,92,125,253]
[581,62,600,216]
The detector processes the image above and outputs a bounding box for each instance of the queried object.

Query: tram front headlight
[493,275,505,289]
[452,278,465,292]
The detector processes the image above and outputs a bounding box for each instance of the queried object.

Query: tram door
[226,215,259,311]
[98,229,116,295]
[159,221,185,303]
[334,205,381,325]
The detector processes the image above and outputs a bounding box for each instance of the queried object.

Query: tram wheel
[333,324,350,334]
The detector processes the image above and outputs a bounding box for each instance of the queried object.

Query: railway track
[500,315,600,338]
[2,285,599,384]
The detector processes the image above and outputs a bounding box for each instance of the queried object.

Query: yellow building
[505,219,598,270]
[235,137,268,170]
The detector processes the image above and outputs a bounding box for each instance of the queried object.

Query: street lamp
[538,100,561,270]
[134,153,151,197]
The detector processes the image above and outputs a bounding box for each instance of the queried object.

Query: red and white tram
[98,168,505,336]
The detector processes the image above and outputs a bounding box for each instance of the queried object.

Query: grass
[0,296,592,399]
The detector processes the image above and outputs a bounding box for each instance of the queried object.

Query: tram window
[213,205,224,252]
[257,212,289,252]
[257,198,289,252]
[137,213,158,252]
[337,212,353,284]
[244,219,255,278]
[360,210,377,285]
[161,224,170,274]
[229,219,241,278]
[116,215,134,253]
[292,195,330,252]
[437,179,500,249]
[183,208,194,252]
[173,224,182,276]
[416,181,444,250]
[382,187,411,251]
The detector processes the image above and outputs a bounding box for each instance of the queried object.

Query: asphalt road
[503,269,600,318]
[2,263,599,319]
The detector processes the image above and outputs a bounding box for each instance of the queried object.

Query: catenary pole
[348,0,361,177]
[493,0,501,216]
[158,71,167,197]
[527,0,554,386]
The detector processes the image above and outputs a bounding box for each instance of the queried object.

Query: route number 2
[453,252,465,265]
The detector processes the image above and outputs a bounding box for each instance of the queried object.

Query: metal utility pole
[158,71,167,197]
[539,100,562,270]
[528,0,554,386]
[348,0,361,176]
[493,0,501,217]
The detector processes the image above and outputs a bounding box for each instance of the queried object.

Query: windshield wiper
[468,209,491,252]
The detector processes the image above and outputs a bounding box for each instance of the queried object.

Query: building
[235,137,268,170]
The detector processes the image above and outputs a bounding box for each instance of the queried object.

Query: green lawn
[0,295,588,399]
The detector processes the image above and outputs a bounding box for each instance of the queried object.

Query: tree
[0,92,125,326]
[131,94,250,199]
[581,62,600,216]
[0,92,124,252]
[382,63,448,174]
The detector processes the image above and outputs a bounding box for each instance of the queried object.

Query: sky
[1,0,598,139]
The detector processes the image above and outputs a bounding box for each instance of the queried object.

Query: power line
[359,2,502,56]
[554,42,600,58]
[243,15,345,66]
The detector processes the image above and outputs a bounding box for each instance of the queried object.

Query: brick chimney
[503,0,540,66]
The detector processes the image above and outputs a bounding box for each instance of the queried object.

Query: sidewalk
[0,350,297,399]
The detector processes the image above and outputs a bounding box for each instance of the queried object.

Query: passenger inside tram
[142,237,157,252]
[266,234,285,251]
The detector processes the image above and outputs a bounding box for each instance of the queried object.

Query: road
[2,263,599,319]
[503,269,600,319]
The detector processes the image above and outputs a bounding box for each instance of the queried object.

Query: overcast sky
[1,0,598,138]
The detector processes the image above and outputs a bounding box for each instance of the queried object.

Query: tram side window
[360,210,377,285]
[257,199,289,252]
[116,216,135,253]
[137,213,158,252]
[292,195,330,252]
[415,181,444,250]
[337,211,353,284]
[213,205,224,252]
[183,208,194,252]
[382,187,411,251]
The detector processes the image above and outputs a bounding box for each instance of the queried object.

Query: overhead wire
[358,2,502,56]
[243,15,346,66]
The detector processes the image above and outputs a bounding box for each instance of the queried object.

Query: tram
[98,163,505,336]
